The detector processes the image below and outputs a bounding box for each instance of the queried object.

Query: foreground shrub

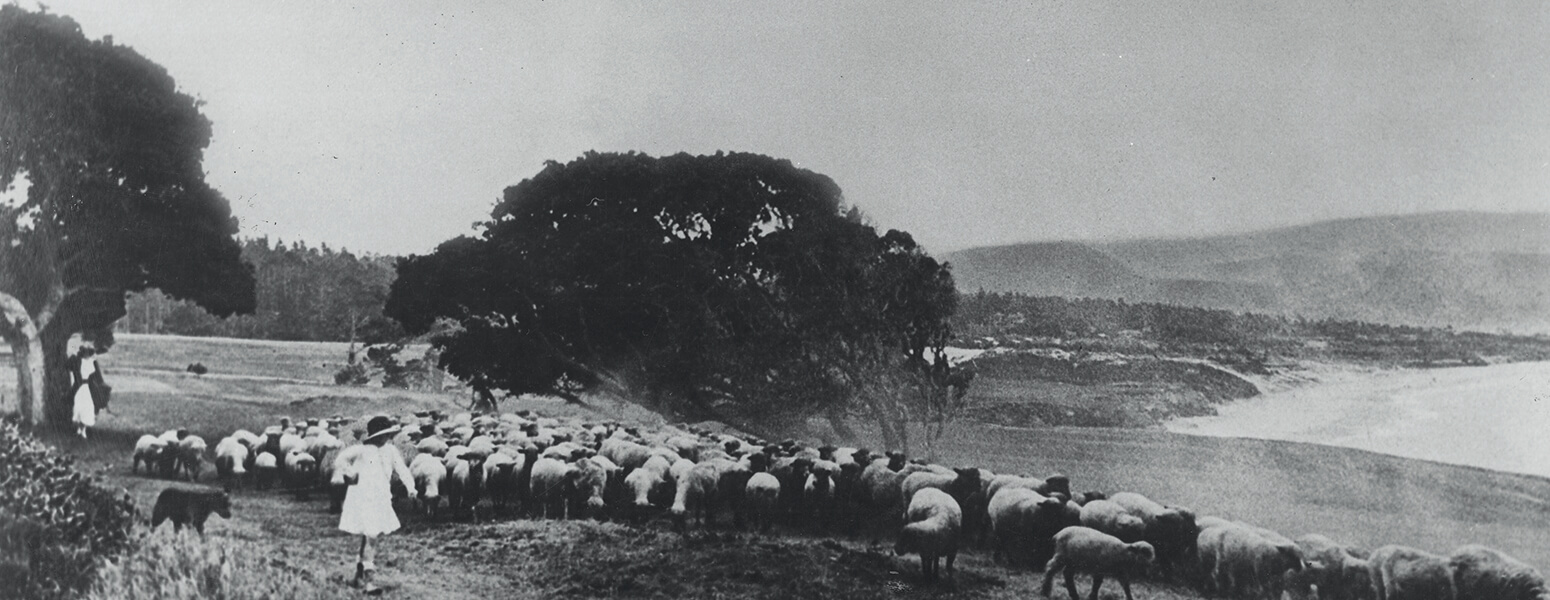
[0,418,137,599]
[87,527,353,600]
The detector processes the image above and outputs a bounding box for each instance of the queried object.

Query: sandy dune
[1169,361,1550,478]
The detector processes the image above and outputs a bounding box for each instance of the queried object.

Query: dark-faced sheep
[1040,526,1154,600]
[1211,522,1305,600]
[1108,491,1199,581]
[1448,544,1548,600]
[1291,533,1372,600]
[895,488,963,582]
[988,487,1069,567]
[1368,545,1455,600]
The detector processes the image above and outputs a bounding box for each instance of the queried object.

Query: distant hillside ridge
[945,211,1550,333]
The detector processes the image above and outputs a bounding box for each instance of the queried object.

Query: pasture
[21,334,1550,598]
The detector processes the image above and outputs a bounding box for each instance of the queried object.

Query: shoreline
[1167,360,1550,478]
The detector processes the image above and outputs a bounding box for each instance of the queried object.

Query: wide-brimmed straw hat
[363,415,401,442]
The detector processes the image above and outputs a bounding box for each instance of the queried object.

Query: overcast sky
[35,1,1550,256]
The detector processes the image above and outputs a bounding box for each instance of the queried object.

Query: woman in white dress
[336,415,416,594]
[70,347,99,439]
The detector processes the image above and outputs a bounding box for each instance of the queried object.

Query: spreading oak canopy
[388,151,964,441]
[0,6,254,426]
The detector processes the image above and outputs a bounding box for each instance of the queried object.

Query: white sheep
[253,451,280,490]
[671,462,722,530]
[177,435,209,482]
[528,457,574,519]
[1448,544,1548,600]
[410,452,447,518]
[213,436,249,484]
[283,449,318,495]
[133,434,167,475]
[1039,526,1154,600]
[895,488,963,581]
[744,472,781,534]
[1368,545,1455,600]
[624,464,666,515]
[1078,499,1146,543]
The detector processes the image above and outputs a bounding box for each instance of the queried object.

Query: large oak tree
[0,6,254,427]
[388,151,964,443]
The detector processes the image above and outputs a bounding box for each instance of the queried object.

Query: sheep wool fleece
[337,444,414,536]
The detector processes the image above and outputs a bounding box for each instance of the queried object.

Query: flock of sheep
[129,409,1548,600]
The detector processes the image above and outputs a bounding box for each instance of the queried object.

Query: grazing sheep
[409,453,447,518]
[177,435,208,482]
[624,464,667,520]
[744,472,782,533]
[1108,491,1199,580]
[1040,526,1154,600]
[1368,545,1455,600]
[671,461,724,531]
[482,452,520,511]
[282,450,318,494]
[859,461,938,536]
[133,435,167,475]
[415,436,450,458]
[988,487,1069,567]
[900,468,983,518]
[600,438,653,471]
[528,457,574,519]
[1079,499,1147,543]
[213,437,249,485]
[804,462,838,532]
[1289,533,1372,600]
[568,457,613,520]
[1448,544,1548,600]
[895,488,963,581]
[1206,522,1305,600]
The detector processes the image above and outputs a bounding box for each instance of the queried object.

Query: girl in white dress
[336,415,416,593]
[70,347,99,438]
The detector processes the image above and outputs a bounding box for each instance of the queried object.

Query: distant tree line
[121,238,401,345]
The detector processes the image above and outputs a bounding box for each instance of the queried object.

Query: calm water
[1168,361,1550,478]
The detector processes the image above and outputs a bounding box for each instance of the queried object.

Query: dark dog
[151,486,232,534]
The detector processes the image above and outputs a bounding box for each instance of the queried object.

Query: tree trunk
[42,328,72,428]
[17,336,44,426]
[876,410,899,452]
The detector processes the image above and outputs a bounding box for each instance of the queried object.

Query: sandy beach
[1169,361,1550,478]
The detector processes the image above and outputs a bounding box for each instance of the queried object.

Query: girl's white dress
[336,443,414,536]
[71,356,97,427]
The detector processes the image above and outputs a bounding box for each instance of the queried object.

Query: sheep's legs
[1038,558,1062,596]
[1119,576,1134,600]
[1064,570,1081,600]
[1088,574,1104,600]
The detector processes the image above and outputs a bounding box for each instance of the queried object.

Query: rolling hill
[946,211,1550,333]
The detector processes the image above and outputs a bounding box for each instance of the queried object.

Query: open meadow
[15,334,1550,598]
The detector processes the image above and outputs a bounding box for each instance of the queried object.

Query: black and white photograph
[1,2,1547,598]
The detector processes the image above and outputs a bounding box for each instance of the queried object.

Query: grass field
[15,334,1550,598]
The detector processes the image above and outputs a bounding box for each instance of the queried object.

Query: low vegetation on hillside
[0,419,138,600]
